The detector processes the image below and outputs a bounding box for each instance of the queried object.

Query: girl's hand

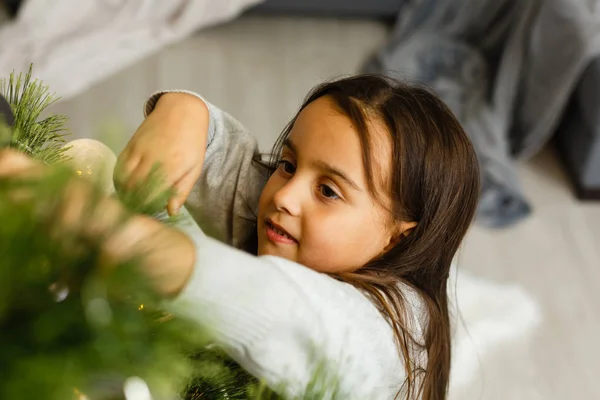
[115,92,210,216]
[0,149,195,297]
[0,148,41,175]
[0,148,121,243]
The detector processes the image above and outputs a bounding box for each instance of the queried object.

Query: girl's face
[257,96,411,273]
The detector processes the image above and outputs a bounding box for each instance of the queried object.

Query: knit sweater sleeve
[144,90,267,249]
[168,207,405,399]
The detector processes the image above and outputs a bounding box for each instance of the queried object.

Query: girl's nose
[273,179,302,217]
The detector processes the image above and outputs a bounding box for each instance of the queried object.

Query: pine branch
[0,64,70,163]
[0,167,207,400]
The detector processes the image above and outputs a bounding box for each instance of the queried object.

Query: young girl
[0,75,480,399]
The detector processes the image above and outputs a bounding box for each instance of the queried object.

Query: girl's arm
[152,91,267,249]
[95,197,402,398]
[165,208,404,399]
[120,91,267,249]
[92,197,402,398]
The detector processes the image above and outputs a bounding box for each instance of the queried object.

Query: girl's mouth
[265,219,297,245]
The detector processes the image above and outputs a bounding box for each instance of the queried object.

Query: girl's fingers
[126,157,154,190]
[126,157,181,213]
[113,147,130,185]
[0,149,40,176]
[114,150,141,191]
[168,167,198,216]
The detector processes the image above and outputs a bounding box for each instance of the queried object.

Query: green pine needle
[0,64,70,163]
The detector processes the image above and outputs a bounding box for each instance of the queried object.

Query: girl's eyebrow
[283,139,363,192]
[282,139,298,154]
[313,160,362,192]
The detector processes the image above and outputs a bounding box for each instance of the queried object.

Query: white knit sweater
[146,91,425,399]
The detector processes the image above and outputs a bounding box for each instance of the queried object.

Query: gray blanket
[365,0,600,228]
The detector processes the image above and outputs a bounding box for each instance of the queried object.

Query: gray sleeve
[145,90,268,249]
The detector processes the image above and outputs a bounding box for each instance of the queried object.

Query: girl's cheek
[259,176,280,206]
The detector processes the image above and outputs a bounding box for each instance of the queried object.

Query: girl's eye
[278,160,296,174]
[319,184,340,200]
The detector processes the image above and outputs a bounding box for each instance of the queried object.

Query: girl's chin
[257,240,295,260]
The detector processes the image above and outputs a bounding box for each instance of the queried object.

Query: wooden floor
[50,16,600,400]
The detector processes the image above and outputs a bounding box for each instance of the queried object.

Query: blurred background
[1,1,600,399]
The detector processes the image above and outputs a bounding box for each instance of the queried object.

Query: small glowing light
[49,282,69,302]
[124,376,152,400]
[73,388,90,400]
[76,170,83,176]
[138,304,144,310]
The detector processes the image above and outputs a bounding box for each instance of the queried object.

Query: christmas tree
[0,66,289,400]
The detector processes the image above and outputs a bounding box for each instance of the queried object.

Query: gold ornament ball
[63,139,117,195]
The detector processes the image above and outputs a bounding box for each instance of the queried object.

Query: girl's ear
[399,221,417,237]
[384,221,417,252]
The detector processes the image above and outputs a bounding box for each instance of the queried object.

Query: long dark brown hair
[250,75,480,399]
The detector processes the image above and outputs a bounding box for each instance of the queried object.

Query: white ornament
[63,139,117,195]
